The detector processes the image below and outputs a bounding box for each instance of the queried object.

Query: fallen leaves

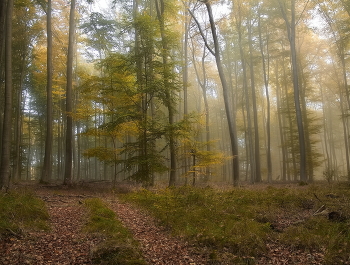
[0,194,97,265]
[110,201,207,265]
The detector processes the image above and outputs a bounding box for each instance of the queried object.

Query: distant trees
[1,0,350,187]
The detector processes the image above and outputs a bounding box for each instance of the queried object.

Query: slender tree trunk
[203,0,239,185]
[13,61,25,181]
[237,19,254,183]
[0,0,7,67]
[191,39,211,180]
[64,0,76,185]
[275,62,287,181]
[248,19,261,182]
[155,0,177,186]
[0,0,13,190]
[41,0,53,183]
[279,0,307,182]
[258,14,272,182]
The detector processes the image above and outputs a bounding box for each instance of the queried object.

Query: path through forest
[0,187,326,264]
[0,188,206,265]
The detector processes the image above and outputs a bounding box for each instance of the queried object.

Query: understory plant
[122,184,350,264]
[83,198,146,265]
[0,190,49,237]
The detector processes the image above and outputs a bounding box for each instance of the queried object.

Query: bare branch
[187,6,215,56]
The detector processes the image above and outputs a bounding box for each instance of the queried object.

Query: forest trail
[0,188,206,265]
[0,191,96,264]
[108,199,206,265]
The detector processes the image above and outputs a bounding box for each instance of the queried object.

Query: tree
[279,0,307,182]
[0,0,13,190]
[41,0,53,183]
[64,0,76,185]
[190,0,240,186]
[155,0,180,186]
[258,6,272,182]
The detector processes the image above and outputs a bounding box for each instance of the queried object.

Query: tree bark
[155,0,177,186]
[64,0,76,185]
[203,0,239,185]
[258,13,272,182]
[0,0,13,190]
[248,19,261,183]
[279,0,307,182]
[41,0,53,183]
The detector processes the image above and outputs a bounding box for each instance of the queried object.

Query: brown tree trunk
[155,0,177,186]
[41,0,53,183]
[279,0,307,182]
[258,13,272,182]
[248,19,261,183]
[0,0,13,190]
[64,0,76,185]
[203,0,239,185]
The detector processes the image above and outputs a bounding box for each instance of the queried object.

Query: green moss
[83,198,147,265]
[121,184,350,263]
[0,190,50,236]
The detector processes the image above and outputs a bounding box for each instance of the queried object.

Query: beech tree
[63,0,76,185]
[41,0,53,183]
[190,0,240,186]
[0,0,13,190]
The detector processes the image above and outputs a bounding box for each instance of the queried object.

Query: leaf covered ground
[0,183,349,264]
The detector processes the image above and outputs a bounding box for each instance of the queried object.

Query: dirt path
[1,190,207,265]
[0,193,96,265]
[108,199,207,265]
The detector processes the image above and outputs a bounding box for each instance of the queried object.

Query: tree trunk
[258,13,272,182]
[203,0,239,186]
[279,0,307,182]
[248,19,261,183]
[64,0,76,185]
[275,62,287,181]
[155,0,177,186]
[0,0,13,190]
[41,0,53,183]
[0,0,7,67]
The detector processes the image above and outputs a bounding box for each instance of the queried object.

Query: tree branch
[187,7,215,56]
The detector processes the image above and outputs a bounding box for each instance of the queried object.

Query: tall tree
[155,0,177,186]
[247,17,261,183]
[64,0,76,185]
[258,7,272,182]
[0,0,13,190]
[41,0,53,183]
[191,0,240,185]
[279,0,307,182]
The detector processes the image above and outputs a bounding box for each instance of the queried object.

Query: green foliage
[83,198,146,265]
[122,185,350,263]
[122,187,273,258]
[281,217,350,264]
[0,191,49,236]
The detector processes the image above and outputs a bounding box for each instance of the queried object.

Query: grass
[121,184,350,264]
[0,190,50,237]
[83,198,147,265]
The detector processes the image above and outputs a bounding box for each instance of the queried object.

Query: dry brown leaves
[0,188,329,265]
[109,201,207,265]
[0,194,97,265]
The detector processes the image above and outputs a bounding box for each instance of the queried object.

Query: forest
[1,0,350,189]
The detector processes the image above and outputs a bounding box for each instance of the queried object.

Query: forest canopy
[0,0,350,189]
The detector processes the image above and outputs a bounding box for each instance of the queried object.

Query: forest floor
[0,183,347,264]
[0,186,206,265]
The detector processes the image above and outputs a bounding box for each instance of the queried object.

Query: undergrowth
[0,190,49,237]
[83,198,146,265]
[121,184,350,264]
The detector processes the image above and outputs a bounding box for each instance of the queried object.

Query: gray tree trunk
[64,0,76,185]
[41,0,53,183]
